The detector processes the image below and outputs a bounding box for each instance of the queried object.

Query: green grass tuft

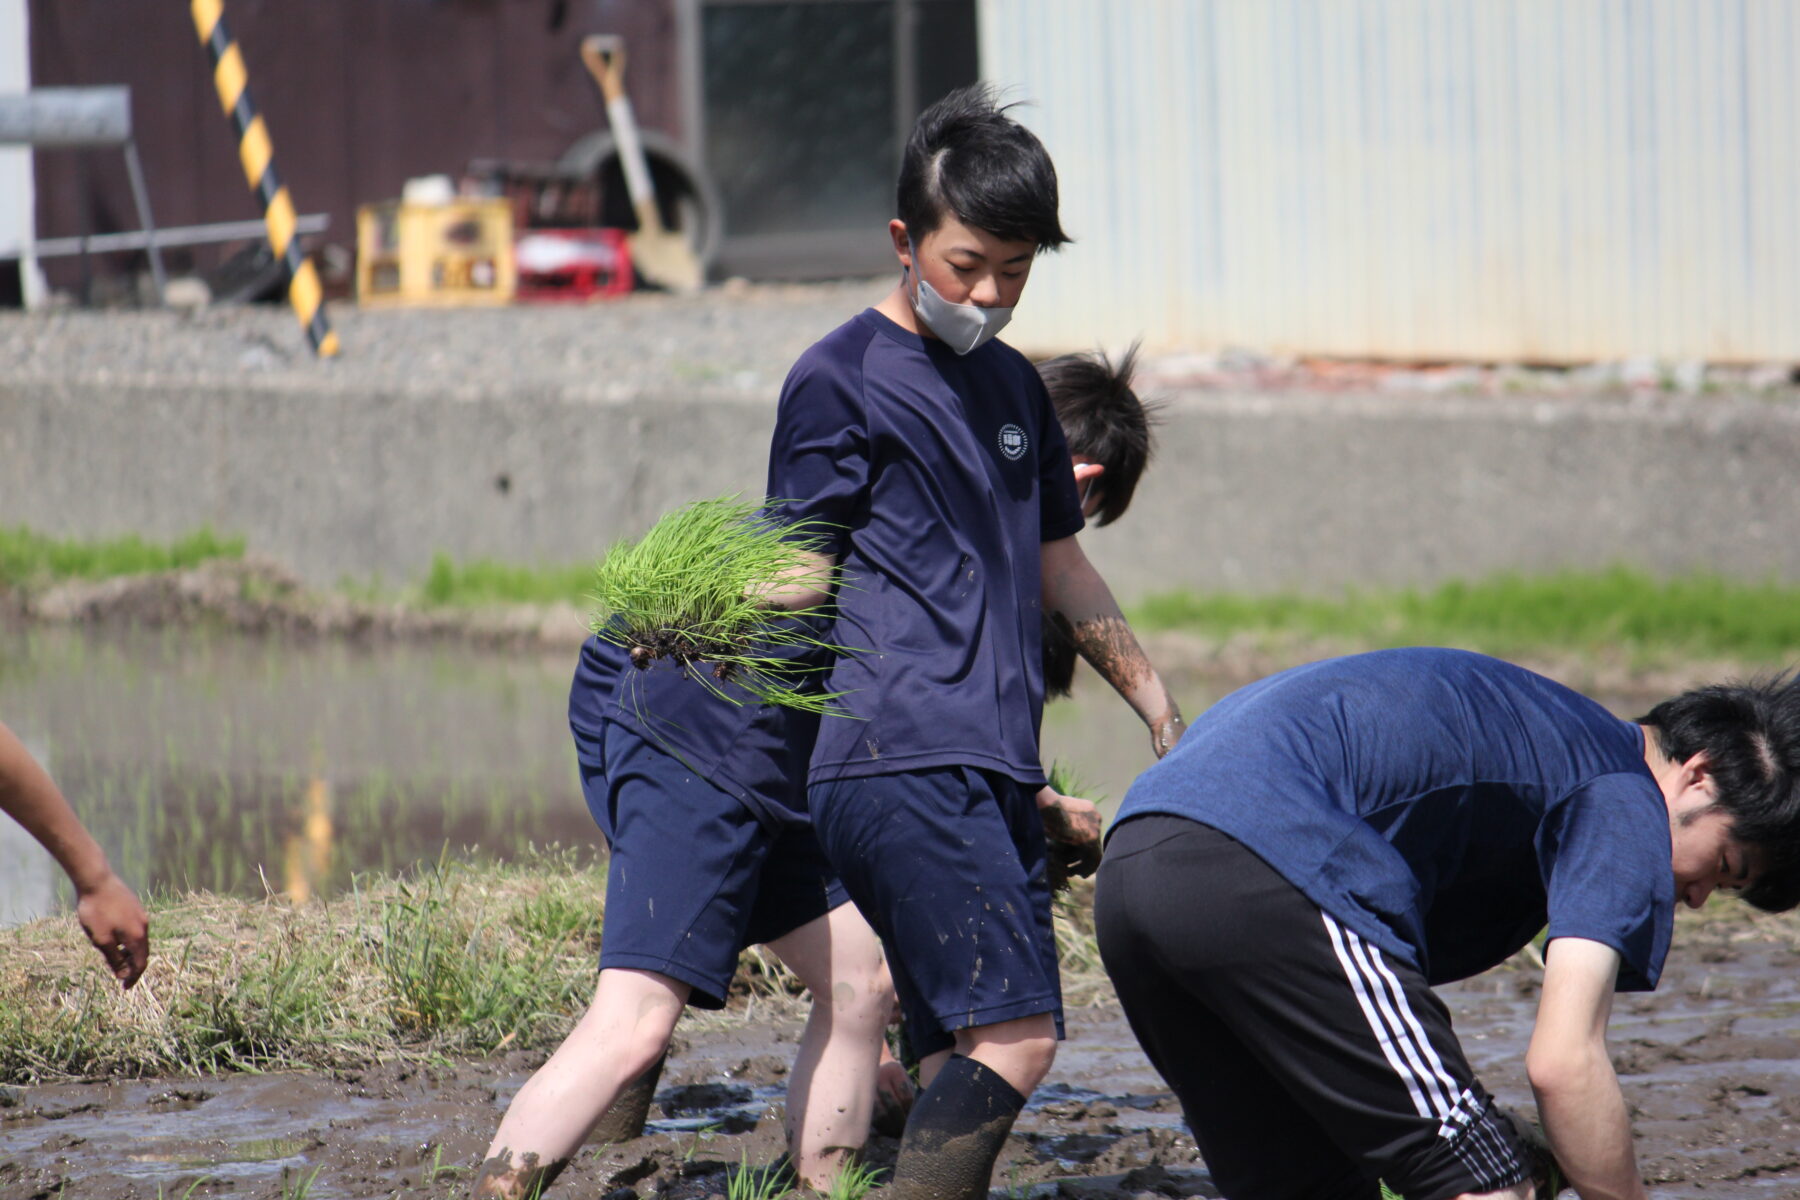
[589,496,854,714]
[1132,566,1800,663]
[0,525,244,590]
[417,552,594,608]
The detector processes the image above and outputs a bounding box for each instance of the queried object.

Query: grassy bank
[0,526,243,591]
[0,853,1105,1083]
[1134,567,1800,665]
[11,528,1800,669]
[416,553,592,609]
[420,560,1800,664]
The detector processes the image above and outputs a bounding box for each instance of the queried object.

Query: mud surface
[1,910,1794,1200]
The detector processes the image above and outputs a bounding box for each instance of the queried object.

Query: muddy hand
[873,1053,917,1138]
[1039,794,1103,879]
[76,873,149,990]
[1150,711,1186,759]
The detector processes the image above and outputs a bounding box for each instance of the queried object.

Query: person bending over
[1096,648,1800,1200]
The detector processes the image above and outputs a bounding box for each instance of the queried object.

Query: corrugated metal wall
[980,0,1800,362]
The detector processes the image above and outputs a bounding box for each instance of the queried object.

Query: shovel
[580,35,704,293]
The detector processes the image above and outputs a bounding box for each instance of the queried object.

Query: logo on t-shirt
[997,423,1028,461]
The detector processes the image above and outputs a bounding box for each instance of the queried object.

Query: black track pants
[1095,815,1528,1200]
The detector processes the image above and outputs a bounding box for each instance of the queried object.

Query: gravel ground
[0,280,890,401]
[6,281,1795,403]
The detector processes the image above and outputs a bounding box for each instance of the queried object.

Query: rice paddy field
[1,556,1798,1198]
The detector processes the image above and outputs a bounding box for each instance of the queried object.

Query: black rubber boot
[885,1055,1027,1200]
[591,1051,666,1145]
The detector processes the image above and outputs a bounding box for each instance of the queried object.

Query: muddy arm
[0,719,149,989]
[1040,535,1184,758]
[1527,937,1647,1200]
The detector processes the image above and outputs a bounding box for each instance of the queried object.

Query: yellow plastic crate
[355,199,516,307]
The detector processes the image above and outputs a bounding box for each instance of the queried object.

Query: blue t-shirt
[566,619,826,832]
[1115,648,1674,991]
[766,309,1086,785]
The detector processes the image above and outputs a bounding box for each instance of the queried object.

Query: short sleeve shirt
[1115,648,1674,990]
[765,309,1086,785]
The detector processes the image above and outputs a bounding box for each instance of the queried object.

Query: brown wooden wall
[28,0,681,285]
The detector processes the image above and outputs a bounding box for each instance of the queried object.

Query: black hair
[897,84,1070,251]
[1037,343,1160,527]
[1043,611,1078,700]
[1638,670,1800,911]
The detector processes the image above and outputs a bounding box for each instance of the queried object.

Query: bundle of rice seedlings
[589,496,854,714]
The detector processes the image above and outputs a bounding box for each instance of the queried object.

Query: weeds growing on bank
[0,525,243,590]
[0,849,1116,1086]
[0,852,607,1081]
[418,553,593,609]
[0,849,1114,1083]
[1132,566,1800,665]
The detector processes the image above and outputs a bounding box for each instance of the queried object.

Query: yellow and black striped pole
[189,0,339,357]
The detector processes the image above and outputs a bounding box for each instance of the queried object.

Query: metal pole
[189,0,339,357]
[120,139,167,301]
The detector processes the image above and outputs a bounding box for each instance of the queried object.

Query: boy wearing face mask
[765,85,1185,1200]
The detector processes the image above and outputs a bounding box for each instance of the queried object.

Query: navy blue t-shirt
[766,309,1086,785]
[1115,648,1675,991]
[566,619,826,832]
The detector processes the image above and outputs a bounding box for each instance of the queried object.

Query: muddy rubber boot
[591,1051,666,1144]
[1496,1106,1568,1197]
[885,1055,1026,1200]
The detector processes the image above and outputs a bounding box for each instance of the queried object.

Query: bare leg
[765,902,891,1190]
[474,968,688,1199]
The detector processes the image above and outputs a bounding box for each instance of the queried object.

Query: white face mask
[905,244,1014,355]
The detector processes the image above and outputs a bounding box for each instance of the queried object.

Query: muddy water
[0,917,1796,1198]
[0,622,1194,924]
[1,623,1793,1196]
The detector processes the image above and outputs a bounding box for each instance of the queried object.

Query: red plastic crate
[514,228,634,302]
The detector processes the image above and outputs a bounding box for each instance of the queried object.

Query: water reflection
[10,621,1663,926]
[0,622,1209,922]
[0,621,599,921]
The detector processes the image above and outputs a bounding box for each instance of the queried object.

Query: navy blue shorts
[592,722,847,1009]
[809,766,1063,1056]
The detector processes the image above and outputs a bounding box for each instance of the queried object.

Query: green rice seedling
[419,1144,467,1184]
[588,496,855,714]
[1379,1185,1404,1200]
[725,1151,793,1200]
[157,1176,214,1200]
[280,1164,324,1200]
[826,1157,887,1200]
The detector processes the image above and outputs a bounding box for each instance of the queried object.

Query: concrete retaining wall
[5,380,1798,598]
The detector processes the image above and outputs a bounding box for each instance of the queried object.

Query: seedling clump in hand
[588,496,852,715]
